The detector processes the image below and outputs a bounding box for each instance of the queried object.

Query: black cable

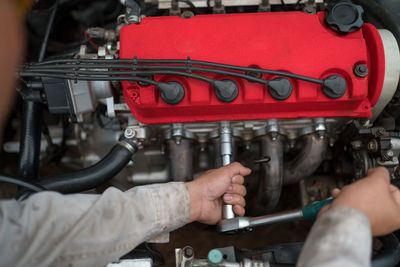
[280,0,287,10]
[19,72,161,85]
[24,69,215,84]
[138,59,323,84]
[26,65,268,84]
[207,0,211,10]
[0,175,46,192]
[31,58,324,84]
[178,0,199,14]
[38,0,59,63]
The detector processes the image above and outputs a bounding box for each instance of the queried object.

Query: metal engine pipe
[167,138,193,181]
[283,134,328,185]
[257,135,284,213]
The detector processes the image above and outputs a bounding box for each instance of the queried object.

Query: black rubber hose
[17,101,43,181]
[17,0,58,182]
[256,135,283,213]
[38,143,137,193]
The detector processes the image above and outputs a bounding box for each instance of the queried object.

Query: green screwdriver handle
[302,198,334,220]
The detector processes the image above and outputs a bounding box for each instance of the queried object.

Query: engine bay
[2,0,400,266]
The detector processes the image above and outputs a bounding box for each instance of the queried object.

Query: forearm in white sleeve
[0,182,190,267]
[297,206,372,267]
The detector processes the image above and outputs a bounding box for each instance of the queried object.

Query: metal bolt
[184,246,194,258]
[126,15,141,24]
[382,150,394,161]
[174,135,182,145]
[354,64,369,78]
[270,132,278,141]
[376,128,385,137]
[303,3,316,14]
[124,128,136,139]
[367,140,378,152]
[181,10,195,19]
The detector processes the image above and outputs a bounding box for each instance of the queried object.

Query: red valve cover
[120,12,385,124]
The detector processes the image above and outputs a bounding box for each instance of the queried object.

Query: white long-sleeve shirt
[297,206,372,267]
[0,183,190,267]
[0,182,372,267]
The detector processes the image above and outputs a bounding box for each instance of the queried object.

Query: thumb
[223,162,251,178]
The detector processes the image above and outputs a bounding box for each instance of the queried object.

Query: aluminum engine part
[371,29,400,121]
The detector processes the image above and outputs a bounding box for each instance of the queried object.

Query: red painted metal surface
[119,12,385,124]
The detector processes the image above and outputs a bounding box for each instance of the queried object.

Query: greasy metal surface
[255,135,283,214]
[283,134,328,185]
[168,139,193,182]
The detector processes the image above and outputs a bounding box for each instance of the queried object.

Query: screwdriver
[218,198,334,233]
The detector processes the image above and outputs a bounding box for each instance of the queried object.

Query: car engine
[2,0,400,266]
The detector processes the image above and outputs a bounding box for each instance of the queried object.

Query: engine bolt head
[183,246,194,258]
[124,128,136,139]
[367,140,378,152]
[181,10,195,19]
[354,64,369,78]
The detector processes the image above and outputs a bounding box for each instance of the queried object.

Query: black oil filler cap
[325,0,364,34]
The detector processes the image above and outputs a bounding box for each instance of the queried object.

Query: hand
[318,167,400,236]
[186,162,251,225]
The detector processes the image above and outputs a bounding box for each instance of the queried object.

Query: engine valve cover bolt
[267,77,293,101]
[181,10,195,19]
[354,64,369,78]
[322,75,347,99]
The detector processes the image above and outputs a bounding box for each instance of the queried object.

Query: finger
[317,204,331,219]
[389,185,400,206]
[223,194,246,207]
[331,188,341,198]
[366,167,390,184]
[389,184,399,193]
[226,162,252,177]
[233,205,245,217]
[232,175,244,185]
[227,184,247,196]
